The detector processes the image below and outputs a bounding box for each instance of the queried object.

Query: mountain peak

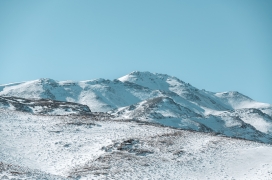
[126,71,171,79]
[128,71,167,76]
[215,91,252,102]
[118,71,187,91]
[37,78,57,84]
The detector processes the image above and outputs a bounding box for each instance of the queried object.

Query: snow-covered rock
[0,96,91,115]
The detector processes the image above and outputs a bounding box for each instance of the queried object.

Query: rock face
[0,71,272,143]
[0,96,91,115]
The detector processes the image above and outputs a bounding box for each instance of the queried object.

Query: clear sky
[0,0,271,104]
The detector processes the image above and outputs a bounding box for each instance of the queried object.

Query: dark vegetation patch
[0,96,91,115]
[102,139,154,156]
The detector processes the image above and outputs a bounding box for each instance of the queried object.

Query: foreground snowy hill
[1,109,272,179]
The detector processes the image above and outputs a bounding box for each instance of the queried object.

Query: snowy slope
[218,108,272,134]
[215,91,270,109]
[0,78,161,112]
[1,109,272,179]
[111,96,212,132]
[111,96,202,120]
[111,97,272,143]
[0,162,66,180]
[119,71,271,110]
[119,71,233,111]
[260,107,272,117]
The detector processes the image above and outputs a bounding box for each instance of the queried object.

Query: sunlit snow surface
[1,109,272,179]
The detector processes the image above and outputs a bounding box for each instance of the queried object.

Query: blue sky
[0,0,271,104]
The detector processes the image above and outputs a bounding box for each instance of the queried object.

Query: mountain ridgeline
[0,71,272,143]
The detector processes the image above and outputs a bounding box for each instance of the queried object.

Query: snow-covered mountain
[1,72,270,113]
[0,71,271,143]
[118,71,270,111]
[0,77,160,112]
[1,71,272,179]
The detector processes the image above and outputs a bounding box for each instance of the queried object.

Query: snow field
[1,109,272,179]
